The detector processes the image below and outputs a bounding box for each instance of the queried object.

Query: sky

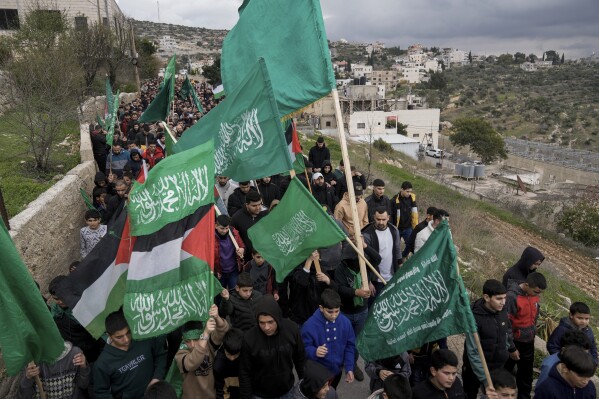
[117,0,599,59]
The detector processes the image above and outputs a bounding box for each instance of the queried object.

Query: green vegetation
[450,118,508,164]
[557,197,599,246]
[416,62,599,150]
[0,113,79,218]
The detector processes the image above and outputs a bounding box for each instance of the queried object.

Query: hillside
[427,62,599,150]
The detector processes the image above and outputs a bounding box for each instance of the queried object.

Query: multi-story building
[0,0,125,34]
[370,70,399,91]
[442,48,468,68]
[352,64,373,79]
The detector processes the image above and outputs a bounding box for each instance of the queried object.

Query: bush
[373,138,393,153]
[557,198,599,246]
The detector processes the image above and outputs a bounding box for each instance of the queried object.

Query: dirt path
[481,214,599,300]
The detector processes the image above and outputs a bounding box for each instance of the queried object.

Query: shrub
[557,198,599,246]
[373,138,393,153]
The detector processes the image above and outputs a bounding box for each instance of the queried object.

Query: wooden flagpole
[34,374,46,399]
[331,89,368,290]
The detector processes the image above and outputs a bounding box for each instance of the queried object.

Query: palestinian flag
[285,119,305,174]
[56,209,134,339]
[213,84,225,100]
[123,204,222,339]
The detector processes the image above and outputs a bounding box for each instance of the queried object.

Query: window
[74,16,88,30]
[357,123,366,129]
[326,121,331,127]
[0,9,19,30]
[102,17,108,26]
[413,134,419,138]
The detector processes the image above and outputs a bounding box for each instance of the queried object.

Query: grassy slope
[0,113,80,218]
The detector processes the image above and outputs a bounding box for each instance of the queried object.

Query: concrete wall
[0,99,103,394]
[504,154,599,186]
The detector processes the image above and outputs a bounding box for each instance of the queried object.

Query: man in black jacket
[362,207,402,304]
[462,279,517,399]
[227,181,257,217]
[365,179,392,223]
[239,295,306,399]
[231,191,268,262]
[311,173,338,213]
[308,136,330,172]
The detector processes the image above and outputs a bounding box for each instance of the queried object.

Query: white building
[424,59,441,72]
[352,133,421,160]
[159,35,177,52]
[352,64,373,78]
[401,67,423,84]
[520,62,537,72]
[349,109,440,147]
[0,0,125,33]
[442,48,468,68]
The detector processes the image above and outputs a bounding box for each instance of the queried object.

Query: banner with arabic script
[124,203,222,339]
[128,139,214,237]
[248,177,346,282]
[173,58,293,182]
[356,221,476,362]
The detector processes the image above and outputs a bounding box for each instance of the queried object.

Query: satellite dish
[516,175,527,194]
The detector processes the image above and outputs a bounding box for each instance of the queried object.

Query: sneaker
[353,364,364,381]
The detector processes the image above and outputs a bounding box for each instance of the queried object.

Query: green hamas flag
[0,219,65,375]
[179,75,204,113]
[140,55,176,123]
[163,124,177,157]
[106,90,120,147]
[356,221,477,362]
[128,140,215,236]
[173,58,293,182]
[221,0,336,117]
[248,177,346,282]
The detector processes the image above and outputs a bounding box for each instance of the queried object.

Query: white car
[426,148,444,158]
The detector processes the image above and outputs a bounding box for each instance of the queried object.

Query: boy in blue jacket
[547,302,598,366]
[301,288,355,389]
[534,345,596,399]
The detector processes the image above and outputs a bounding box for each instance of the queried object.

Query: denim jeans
[398,227,413,258]
[220,270,239,291]
[343,308,368,362]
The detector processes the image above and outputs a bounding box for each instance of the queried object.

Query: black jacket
[361,222,402,273]
[90,130,108,156]
[239,295,306,399]
[412,378,465,399]
[365,194,393,223]
[335,246,381,314]
[231,207,269,262]
[288,266,337,325]
[227,187,258,217]
[308,144,330,169]
[465,298,515,372]
[257,182,281,209]
[219,289,263,332]
[502,246,544,288]
[311,183,338,213]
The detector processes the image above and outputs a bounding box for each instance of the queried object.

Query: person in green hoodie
[93,310,167,399]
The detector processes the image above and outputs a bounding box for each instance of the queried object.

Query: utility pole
[96,0,101,24]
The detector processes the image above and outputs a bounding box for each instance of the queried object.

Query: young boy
[80,209,107,259]
[538,330,591,386]
[219,272,263,332]
[463,279,517,399]
[214,214,245,291]
[547,301,598,365]
[175,304,229,399]
[534,345,596,399]
[485,368,517,399]
[411,349,465,399]
[243,250,278,300]
[301,289,355,388]
[367,374,412,399]
[505,271,547,399]
[214,328,244,399]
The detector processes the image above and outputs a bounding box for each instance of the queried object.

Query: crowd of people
[17,78,598,399]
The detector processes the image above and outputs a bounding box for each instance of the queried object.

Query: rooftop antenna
[156,0,161,23]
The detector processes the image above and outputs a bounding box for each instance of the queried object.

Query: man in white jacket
[414,209,450,253]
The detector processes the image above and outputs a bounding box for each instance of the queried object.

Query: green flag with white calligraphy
[356,221,477,362]
[173,58,293,182]
[128,140,215,236]
[248,177,347,282]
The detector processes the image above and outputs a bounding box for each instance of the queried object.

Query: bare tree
[68,22,112,93]
[4,5,84,171]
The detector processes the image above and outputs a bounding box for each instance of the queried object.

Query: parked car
[426,148,444,158]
